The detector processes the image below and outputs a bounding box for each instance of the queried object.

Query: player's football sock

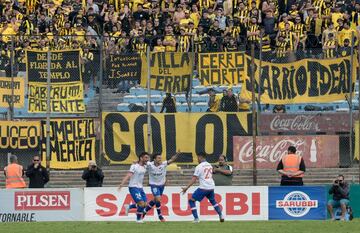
[144,200,155,213]
[189,199,199,219]
[155,201,163,219]
[129,204,137,209]
[136,206,144,221]
[210,200,222,216]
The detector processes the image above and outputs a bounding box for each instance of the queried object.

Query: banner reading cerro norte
[102,112,251,164]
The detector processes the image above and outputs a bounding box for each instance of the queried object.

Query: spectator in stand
[82,161,104,187]
[212,155,233,186]
[26,155,49,188]
[220,88,238,112]
[339,38,352,57]
[160,93,177,113]
[207,88,221,112]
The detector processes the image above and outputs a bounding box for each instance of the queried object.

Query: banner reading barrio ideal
[0,77,25,108]
[41,119,96,169]
[242,55,356,104]
[198,52,245,85]
[102,112,251,164]
[140,52,193,93]
[26,50,85,113]
[0,121,40,153]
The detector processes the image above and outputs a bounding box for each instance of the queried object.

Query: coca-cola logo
[238,139,305,163]
[270,115,320,131]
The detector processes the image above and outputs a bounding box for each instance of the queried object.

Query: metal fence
[0,34,359,184]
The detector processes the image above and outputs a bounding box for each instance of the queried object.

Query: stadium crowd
[0,0,359,61]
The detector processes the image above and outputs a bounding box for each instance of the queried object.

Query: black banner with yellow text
[26,50,85,113]
[106,53,141,82]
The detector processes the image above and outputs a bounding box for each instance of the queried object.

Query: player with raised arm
[142,152,180,222]
[118,152,150,223]
[181,152,224,223]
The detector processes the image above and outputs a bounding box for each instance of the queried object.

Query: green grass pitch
[0,220,359,233]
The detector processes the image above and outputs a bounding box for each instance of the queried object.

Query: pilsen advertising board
[233,135,339,169]
[0,189,83,222]
[258,113,351,134]
[84,187,268,221]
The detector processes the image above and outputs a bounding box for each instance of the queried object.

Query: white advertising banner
[84,186,268,221]
[0,188,83,222]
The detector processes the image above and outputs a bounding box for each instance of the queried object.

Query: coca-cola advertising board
[233,135,339,169]
[0,189,83,222]
[84,186,268,221]
[259,113,351,134]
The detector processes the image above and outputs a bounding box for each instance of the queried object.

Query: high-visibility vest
[282,154,304,178]
[4,164,26,189]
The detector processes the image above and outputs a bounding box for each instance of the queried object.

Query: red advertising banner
[258,113,351,134]
[233,135,339,169]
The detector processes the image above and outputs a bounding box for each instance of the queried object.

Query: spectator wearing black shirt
[220,88,238,112]
[160,93,177,113]
[25,155,49,188]
[82,161,104,187]
[133,4,150,21]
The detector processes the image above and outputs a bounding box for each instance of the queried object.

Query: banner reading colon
[102,112,251,164]
[26,50,85,113]
[40,119,96,169]
[198,52,245,85]
[140,52,193,93]
[242,55,356,104]
[0,77,25,108]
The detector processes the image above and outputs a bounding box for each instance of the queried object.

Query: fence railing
[0,35,359,185]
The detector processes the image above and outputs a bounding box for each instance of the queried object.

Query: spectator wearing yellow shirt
[207,88,221,112]
[332,4,344,29]
[180,10,193,27]
[190,4,201,28]
[153,38,166,52]
[323,32,337,58]
[163,25,177,52]
[338,21,357,46]
[278,14,294,32]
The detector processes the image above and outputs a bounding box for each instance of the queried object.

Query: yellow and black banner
[0,77,25,108]
[0,121,40,152]
[198,52,245,85]
[242,55,357,104]
[41,119,96,169]
[140,52,193,93]
[102,112,251,164]
[26,50,85,113]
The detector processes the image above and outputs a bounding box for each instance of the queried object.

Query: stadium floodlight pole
[146,46,152,153]
[98,37,104,166]
[46,49,51,170]
[349,32,354,167]
[250,43,257,186]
